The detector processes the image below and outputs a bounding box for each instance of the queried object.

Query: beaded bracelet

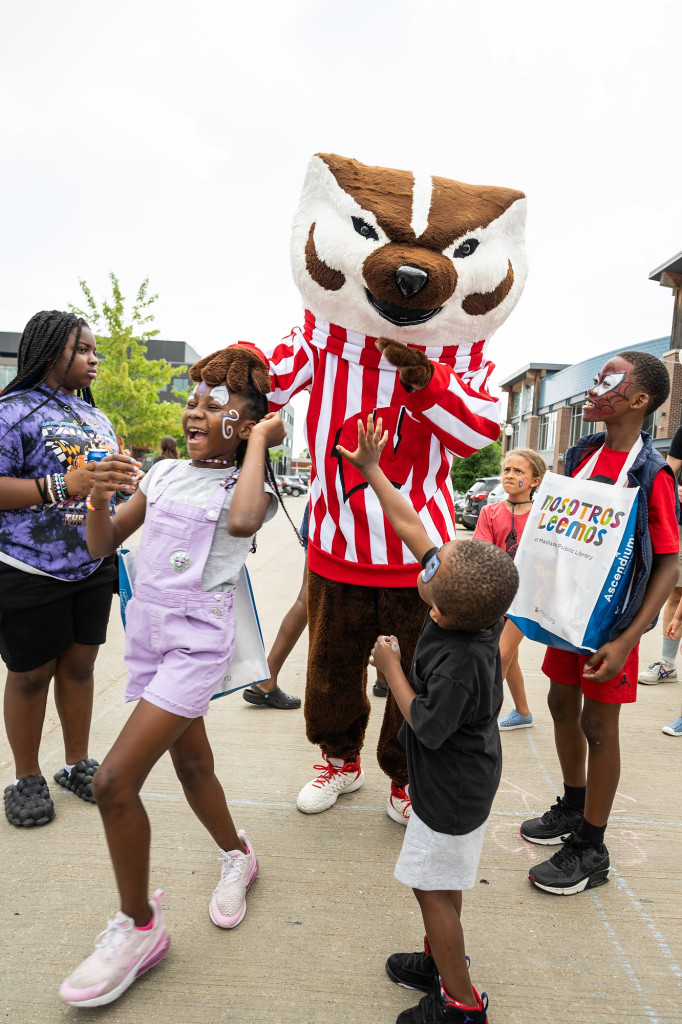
[45,476,56,503]
[85,494,109,512]
[53,473,68,502]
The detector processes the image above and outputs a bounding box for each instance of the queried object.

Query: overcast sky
[2,0,680,453]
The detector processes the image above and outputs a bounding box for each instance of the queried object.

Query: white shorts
[394,808,487,891]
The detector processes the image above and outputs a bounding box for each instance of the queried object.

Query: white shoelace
[218,851,242,883]
[94,915,134,960]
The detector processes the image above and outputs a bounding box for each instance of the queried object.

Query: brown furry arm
[376,339,434,391]
[189,346,272,395]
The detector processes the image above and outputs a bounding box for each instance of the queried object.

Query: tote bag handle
[573,435,643,486]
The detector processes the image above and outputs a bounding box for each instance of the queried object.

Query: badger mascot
[214,153,527,820]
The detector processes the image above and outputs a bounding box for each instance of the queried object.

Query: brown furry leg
[376,586,428,785]
[305,571,380,762]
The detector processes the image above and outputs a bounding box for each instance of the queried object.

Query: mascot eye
[453,238,479,258]
[352,216,379,241]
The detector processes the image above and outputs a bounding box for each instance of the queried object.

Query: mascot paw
[189,346,272,395]
[376,339,434,391]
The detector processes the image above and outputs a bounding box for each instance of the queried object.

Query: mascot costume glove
[232,153,527,821]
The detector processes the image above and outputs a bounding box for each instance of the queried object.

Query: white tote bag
[506,437,642,653]
[118,548,269,697]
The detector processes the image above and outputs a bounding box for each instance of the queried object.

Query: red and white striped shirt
[241,310,500,587]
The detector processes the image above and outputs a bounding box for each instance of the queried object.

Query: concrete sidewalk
[1,493,681,1023]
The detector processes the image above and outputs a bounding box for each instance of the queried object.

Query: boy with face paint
[520,351,679,895]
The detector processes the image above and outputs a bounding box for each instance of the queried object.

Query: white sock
[64,763,76,775]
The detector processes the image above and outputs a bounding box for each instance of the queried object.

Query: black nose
[395,265,429,298]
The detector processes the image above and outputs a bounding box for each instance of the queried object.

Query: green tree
[450,438,502,494]
[70,273,186,449]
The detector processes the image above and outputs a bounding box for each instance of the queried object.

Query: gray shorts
[394,808,487,891]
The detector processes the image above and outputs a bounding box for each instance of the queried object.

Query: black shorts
[0,555,117,673]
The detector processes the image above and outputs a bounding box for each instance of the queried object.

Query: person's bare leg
[53,642,99,765]
[414,889,475,1006]
[251,562,307,694]
[4,661,55,778]
[92,700,192,925]
[581,697,621,828]
[547,680,587,787]
[500,619,524,679]
[169,716,245,853]
[504,650,531,717]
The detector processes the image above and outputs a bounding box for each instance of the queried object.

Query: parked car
[486,481,506,505]
[453,494,468,525]
[459,476,501,530]
[275,475,308,496]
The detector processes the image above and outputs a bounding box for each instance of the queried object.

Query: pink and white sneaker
[209,829,259,929]
[59,889,170,1008]
[387,782,411,825]
[296,754,364,813]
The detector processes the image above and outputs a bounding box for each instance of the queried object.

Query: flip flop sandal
[243,684,301,710]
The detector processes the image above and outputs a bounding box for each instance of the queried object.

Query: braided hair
[0,310,96,442]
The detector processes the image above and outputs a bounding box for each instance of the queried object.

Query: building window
[538,411,556,451]
[512,390,521,417]
[512,422,520,449]
[0,365,16,390]
[569,403,592,446]
[522,383,534,415]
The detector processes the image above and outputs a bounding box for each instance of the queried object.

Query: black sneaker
[373,680,388,697]
[386,941,438,991]
[529,832,609,895]
[396,985,488,1023]
[53,759,99,803]
[520,796,583,846]
[4,774,55,827]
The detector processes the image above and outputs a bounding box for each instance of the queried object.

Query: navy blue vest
[565,431,677,641]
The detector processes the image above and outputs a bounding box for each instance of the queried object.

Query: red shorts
[542,643,639,704]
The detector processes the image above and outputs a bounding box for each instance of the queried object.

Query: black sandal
[53,759,99,803]
[243,684,301,710]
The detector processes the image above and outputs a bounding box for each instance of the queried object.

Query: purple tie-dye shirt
[0,387,117,580]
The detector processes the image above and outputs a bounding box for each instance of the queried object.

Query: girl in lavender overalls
[60,362,285,1009]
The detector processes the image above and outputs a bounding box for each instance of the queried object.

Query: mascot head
[291,153,527,349]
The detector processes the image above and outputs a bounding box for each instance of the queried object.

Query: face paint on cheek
[221,409,239,440]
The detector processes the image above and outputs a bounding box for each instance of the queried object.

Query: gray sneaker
[638,660,678,684]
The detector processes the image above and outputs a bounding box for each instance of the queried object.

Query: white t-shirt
[140,460,277,592]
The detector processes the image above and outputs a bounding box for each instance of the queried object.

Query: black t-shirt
[668,426,682,462]
[399,616,503,835]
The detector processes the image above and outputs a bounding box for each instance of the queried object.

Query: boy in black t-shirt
[338,417,518,1024]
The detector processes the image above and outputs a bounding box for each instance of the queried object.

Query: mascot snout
[363,245,457,326]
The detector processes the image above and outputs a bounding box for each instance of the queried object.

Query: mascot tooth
[220,153,527,819]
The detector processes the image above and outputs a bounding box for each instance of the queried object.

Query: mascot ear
[376,339,434,391]
[189,348,272,396]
